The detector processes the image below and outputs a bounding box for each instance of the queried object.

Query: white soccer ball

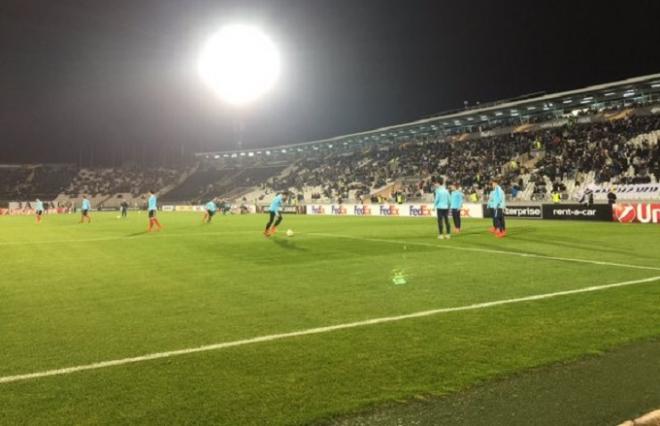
[286,229,294,237]
[116,216,121,219]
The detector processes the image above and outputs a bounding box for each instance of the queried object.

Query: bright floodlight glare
[198,24,280,106]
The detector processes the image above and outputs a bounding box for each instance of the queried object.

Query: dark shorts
[36,210,43,216]
[207,210,216,217]
[81,209,89,216]
[148,209,156,218]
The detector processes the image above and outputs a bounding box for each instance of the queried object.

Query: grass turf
[326,337,660,426]
[1,212,659,424]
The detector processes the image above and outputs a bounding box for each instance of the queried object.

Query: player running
[80,195,91,223]
[264,192,285,237]
[147,190,162,232]
[434,178,451,240]
[490,179,507,238]
[35,198,44,224]
[450,182,464,234]
[202,199,218,224]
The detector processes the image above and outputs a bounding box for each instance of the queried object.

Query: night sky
[1,0,660,165]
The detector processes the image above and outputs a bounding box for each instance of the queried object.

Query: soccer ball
[286,229,294,237]
[116,216,121,219]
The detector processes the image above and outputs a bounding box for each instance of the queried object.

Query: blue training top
[269,194,283,213]
[491,185,506,209]
[450,190,464,209]
[433,186,451,209]
[148,195,157,211]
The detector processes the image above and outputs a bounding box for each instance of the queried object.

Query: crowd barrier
[303,202,659,224]
[612,202,660,224]
[483,203,614,222]
[305,203,484,218]
[590,183,660,201]
[483,205,542,219]
[7,202,654,224]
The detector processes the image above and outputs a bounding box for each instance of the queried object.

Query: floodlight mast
[198,24,280,150]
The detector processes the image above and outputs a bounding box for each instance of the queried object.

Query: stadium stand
[241,112,660,203]
[2,75,659,207]
[160,168,238,202]
[0,164,77,201]
[161,165,287,203]
[0,166,32,200]
[64,167,182,197]
[31,165,78,199]
[2,111,658,207]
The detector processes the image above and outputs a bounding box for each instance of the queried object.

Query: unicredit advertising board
[305,203,484,218]
[612,203,660,224]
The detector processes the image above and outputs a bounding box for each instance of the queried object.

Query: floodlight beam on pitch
[198,24,281,106]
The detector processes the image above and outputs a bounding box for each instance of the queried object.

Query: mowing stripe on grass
[309,232,660,272]
[1,275,659,385]
[0,230,256,246]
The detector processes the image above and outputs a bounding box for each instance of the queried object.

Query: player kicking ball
[80,195,92,224]
[264,192,286,237]
[202,199,218,224]
[34,198,44,224]
[147,190,162,232]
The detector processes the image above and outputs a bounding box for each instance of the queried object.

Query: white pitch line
[309,232,660,272]
[1,275,659,385]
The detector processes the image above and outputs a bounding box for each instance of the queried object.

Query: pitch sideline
[309,232,660,272]
[1,275,659,385]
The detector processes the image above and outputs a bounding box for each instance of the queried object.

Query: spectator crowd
[266,113,660,202]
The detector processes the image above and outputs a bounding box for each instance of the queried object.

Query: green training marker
[392,270,407,285]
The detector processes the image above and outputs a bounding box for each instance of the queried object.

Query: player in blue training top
[264,192,286,237]
[450,182,464,233]
[433,178,451,239]
[34,198,44,224]
[487,185,497,234]
[490,178,507,238]
[202,199,218,224]
[147,190,162,232]
[80,195,92,224]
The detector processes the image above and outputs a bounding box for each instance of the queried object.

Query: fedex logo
[613,203,660,224]
[408,205,432,217]
[310,205,326,215]
[331,205,348,215]
[354,205,372,216]
[379,205,400,216]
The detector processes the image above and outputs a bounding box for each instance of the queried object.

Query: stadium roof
[197,72,660,158]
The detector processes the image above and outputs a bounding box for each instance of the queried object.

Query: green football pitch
[1,212,659,425]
